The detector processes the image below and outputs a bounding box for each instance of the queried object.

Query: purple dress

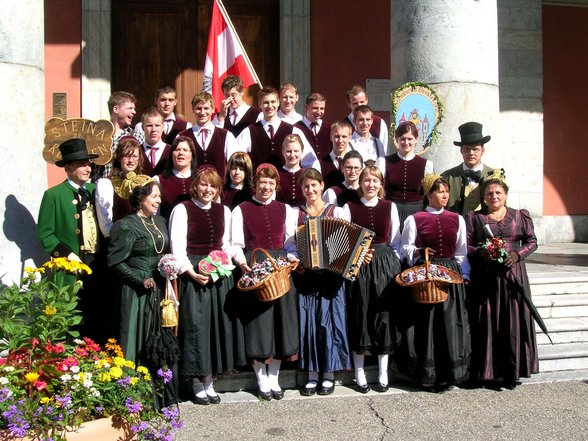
[465,207,539,382]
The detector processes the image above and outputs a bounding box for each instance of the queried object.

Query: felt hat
[55,138,99,167]
[453,122,491,146]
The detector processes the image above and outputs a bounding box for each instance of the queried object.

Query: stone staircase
[530,266,588,375]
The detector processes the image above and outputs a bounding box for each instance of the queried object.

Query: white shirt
[231,196,298,264]
[384,151,435,178]
[236,119,321,171]
[462,163,485,185]
[169,199,233,274]
[341,196,402,259]
[190,123,241,158]
[95,178,115,237]
[212,103,263,127]
[350,132,386,174]
[278,109,303,124]
[348,112,390,155]
[401,206,471,279]
[322,181,358,206]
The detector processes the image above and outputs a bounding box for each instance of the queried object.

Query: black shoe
[193,395,210,405]
[317,382,335,395]
[355,383,370,394]
[258,389,273,401]
[207,394,221,404]
[271,389,284,400]
[373,383,389,393]
[300,383,317,396]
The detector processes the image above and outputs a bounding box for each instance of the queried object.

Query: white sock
[378,354,389,386]
[267,359,282,391]
[353,352,367,386]
[193,380,206,399]
[306,371,319,388]
[204,382,217,397]
[253,363,270,393]
[322,372,334,388]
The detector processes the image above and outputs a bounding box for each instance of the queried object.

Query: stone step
[533,293,588,308]
[530,281,588,296]
[536,317,588,333]
[537,342,588,360]
[536,330,588,345]
[536,305,588,319]
[540,357,588,372]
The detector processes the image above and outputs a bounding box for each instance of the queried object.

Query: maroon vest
[224,107,262,137]
[178,127,229,177]
[221,185,252,210]
[347,199,392,244]
[112,191,132,223]
[239,200,287,250]
[276,168,304,207]
[158,173,195,220]
[183,201,225,256]
[413,210,459,258]
[249,121,294,170]
[319,154,344,189]
[163,118,189,144]
[294,120,332,159]
[331,183,360,207]
[141,143,171,177]
[384,154,427,202]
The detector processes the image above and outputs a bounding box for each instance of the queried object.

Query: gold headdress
[421,173,443,195]
[483,168,507,184]
[111,172,154,199]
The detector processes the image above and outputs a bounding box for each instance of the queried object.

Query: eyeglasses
[124,154,140,160]
[462,146,483,153]
[344,166,362,171]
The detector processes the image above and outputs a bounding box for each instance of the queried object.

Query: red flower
[34,380,47,391]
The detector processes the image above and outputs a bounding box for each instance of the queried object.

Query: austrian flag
[203,0,261,112]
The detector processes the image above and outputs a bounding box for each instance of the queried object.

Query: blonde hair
[358,165,384,199]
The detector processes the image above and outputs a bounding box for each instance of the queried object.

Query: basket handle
[251,248,278,270]
[424,247,431,279]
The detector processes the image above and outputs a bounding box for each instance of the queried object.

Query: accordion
[296,217,375,281]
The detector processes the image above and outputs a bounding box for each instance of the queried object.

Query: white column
[391,0,501,175]
[0,1,48,283]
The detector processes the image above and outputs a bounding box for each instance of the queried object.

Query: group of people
[37,76,539,406]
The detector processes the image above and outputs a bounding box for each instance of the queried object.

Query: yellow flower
[42,257,92,276]
[95,359,110,369]
[125,360,135,369]
[113,357,126,368]
[130,377,139,385]
[98,372,112,382]
[143,374,151,382]
[24,267,45,274]
[109,366,123,379]
[40,397,53,404]
[25,372,40,383]
[136,366,149,375]
[44,305,57,316]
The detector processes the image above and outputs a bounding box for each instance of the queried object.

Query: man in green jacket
[441,122,495,215]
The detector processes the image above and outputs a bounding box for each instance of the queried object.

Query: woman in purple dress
[156,135,198,220]
[465,171,538,389]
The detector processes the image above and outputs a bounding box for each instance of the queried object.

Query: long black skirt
[347,244,401,355]
[395,257,471,385]
[234,249,299,362]
[178,254,246,378]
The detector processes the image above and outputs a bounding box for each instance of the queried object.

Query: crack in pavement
[366,397,393,440]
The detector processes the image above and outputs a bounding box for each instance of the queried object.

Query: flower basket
[394,248,463,304]
[237,248,298,302]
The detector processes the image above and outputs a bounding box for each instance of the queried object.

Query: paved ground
[174,378,588,440]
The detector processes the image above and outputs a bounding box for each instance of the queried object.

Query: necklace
[139,215,165,253]
[488,207,507,222]
[305,202,325,217]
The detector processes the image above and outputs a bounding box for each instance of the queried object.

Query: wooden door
[112,0,279,125]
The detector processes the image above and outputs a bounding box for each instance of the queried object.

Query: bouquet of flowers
[478,236,508,263]
[158,254,181,280]
[238,256,291,289]
[197,250,236,282]
[0,259,183,440]
[399,264,453,283]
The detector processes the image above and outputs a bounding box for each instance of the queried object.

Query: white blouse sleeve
[340,203,352,222]
[284,204,299,259]
[221,205,233,257]
[169,203,192,273]
[224,131,244,159]
[293,126,320,171]
[322,188,337,205]
[230,205,247,265]
[332,206,346,219]
[455,215,471,280]
[425,159,435,175]
[401,215,419,265]
[95,178,114,238]
[390,202,402,259]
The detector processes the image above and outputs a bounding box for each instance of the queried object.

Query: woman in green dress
[108,180,169,363]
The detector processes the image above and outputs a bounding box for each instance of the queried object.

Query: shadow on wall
[2,195,48,280]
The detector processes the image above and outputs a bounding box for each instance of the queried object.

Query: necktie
[335,156,343,172]
[230,112,237,126]
[200,128,209,148]
[310,122,318,136]
[78,187,90,210]
[164,119,173,135]
[267,125,274,140]
[149,146,159,166]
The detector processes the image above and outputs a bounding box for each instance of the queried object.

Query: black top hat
[453,122,491,146]
[55,138,99,167]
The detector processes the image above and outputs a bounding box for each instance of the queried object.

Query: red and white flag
[203,0,261,112]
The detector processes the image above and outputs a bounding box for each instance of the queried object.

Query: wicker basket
[394,248,463,304]
[237,248,298,302]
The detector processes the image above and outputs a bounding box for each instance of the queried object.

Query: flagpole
[214,0,263,88]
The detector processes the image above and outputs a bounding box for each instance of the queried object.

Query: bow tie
[464,169,482,182]
[78,187,90,210]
